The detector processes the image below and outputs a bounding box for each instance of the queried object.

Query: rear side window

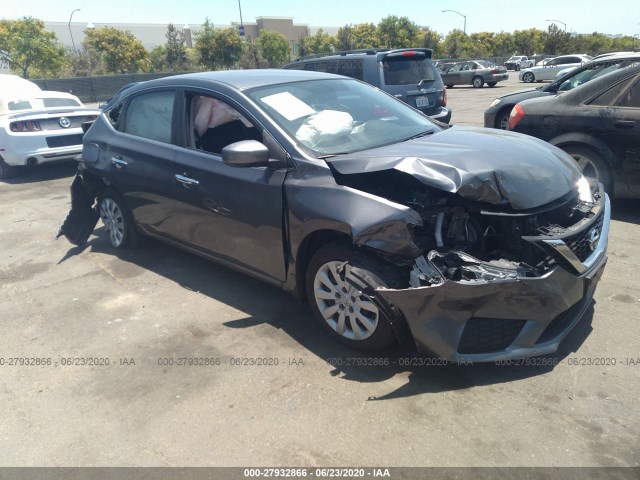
[617,79,640,108]
[43,98,81,107]
[382,57,437,86]
[122,90,174,143]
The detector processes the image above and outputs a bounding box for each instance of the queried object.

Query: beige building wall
[45,17,310,60]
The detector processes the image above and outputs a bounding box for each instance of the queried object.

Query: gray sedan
[440,60,508,88]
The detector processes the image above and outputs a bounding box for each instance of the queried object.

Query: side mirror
[222,140,270,168]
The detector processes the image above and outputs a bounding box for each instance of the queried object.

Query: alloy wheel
[100,198,125,248]
[313,261,379,341]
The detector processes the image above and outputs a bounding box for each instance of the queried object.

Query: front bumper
[377,193,611,362]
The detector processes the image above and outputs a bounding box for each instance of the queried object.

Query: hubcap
[100,198,125,247]
[313,261,379,341]
[571,154,600,191]
[499,112,510,130]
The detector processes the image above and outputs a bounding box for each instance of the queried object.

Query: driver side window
[188,94,262,155]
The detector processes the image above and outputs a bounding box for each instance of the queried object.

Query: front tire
[99,189,138,248]
[472,76,484,88]
[522,72,535,83]
[496,107,512,130]
[561,145,613,194]
[305,243,396,351]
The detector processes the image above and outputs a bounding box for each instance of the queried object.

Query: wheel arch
[549,132,618,193]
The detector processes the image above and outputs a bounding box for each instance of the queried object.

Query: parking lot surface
[1,75,639,468]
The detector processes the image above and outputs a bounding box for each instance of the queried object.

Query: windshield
[248,78,439,157]
[382,56,437,85]
[558,59,640,91]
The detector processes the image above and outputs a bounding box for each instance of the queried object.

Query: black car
[58,70,610,362]
[284,48,451,123]
[509,64,640,199]
[485,53,640,130]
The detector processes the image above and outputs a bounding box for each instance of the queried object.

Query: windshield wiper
[317,152,351,159]
[417,78,435,86]
[403,130,435,141]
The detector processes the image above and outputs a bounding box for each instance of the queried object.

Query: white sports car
[0,74,100,178]
[518,54,592,83]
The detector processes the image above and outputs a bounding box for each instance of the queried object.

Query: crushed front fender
[376,195,611,362]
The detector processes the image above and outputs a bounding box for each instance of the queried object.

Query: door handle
[615,120,635,128]
[175,174,199,187]
[111,156,128,168]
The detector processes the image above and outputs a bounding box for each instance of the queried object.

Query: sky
[2,0,639,36]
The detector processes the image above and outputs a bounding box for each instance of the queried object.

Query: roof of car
[131,69,344,92]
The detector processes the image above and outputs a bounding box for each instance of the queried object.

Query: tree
[336,25,356,51]
[377,15,420,49]
[149,45,167,72]
[166,23,188,71]
[543,24,570,55]
[0,17,66,78]
[513,28,545,56]
[442,29,476,58]
[351,23,380,49]
[195,19,243,70]
[299,29,336,56]
[238,39,267,69]
[256,30,290,67]
[418,27,442,56]
[84,26,149,74]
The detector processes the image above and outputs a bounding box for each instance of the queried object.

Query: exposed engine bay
[331,168,602,286]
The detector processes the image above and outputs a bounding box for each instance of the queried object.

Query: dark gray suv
[284,48,451,123]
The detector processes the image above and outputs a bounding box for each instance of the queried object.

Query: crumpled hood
[326,126,582,210]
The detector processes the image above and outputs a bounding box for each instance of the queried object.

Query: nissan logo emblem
[59,117,71,128]
[588,228,600,251]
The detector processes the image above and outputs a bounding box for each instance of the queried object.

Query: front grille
[458,317,526,354]
[46,134,83,148]
[565,213,604,262]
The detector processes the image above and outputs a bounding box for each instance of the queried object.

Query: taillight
[509,104,525,130]
[442,87,447,107]
[10,120,42,132]
[490,68,500,74]
[402,51,417,56]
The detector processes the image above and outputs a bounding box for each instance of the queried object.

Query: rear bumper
[377,194,611,362]
[429,107,451,124]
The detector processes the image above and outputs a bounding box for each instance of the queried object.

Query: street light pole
[68,8,80,50]
[442,9,467,35]
[545,19,567,32]
[237,0,245,37]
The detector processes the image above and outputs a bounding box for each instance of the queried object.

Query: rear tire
[472,76,484,88]
[487,82,497,87]
[99,189,139,248]
[0,156,17,179]
[561,145,613,195]
[447,85,454,89]
[305,243,397,352]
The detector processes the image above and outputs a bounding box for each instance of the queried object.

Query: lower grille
[536,301,584,344]
[46,134,83,148]
[458,317,526,354]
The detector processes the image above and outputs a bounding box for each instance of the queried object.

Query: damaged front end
[330,160,610,361]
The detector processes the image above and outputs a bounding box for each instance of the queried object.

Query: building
[44,17,311,59]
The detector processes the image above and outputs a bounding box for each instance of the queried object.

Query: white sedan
[518,54,592,83]
[0,75,100,179]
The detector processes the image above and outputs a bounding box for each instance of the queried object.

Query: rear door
[610,76,640,193]
[103,89,180,242]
